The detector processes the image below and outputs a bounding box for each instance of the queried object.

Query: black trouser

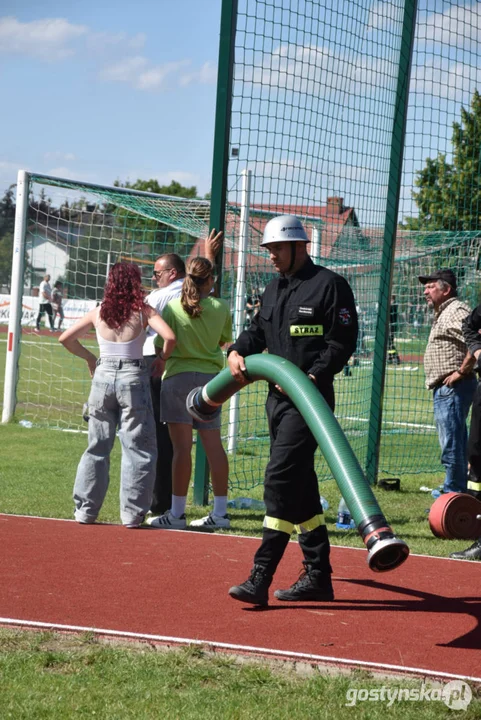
[388,329,396,351]
[467,379,481,490]
[387,330,400,363]
[37,303,54,330]
[466,382,481,546]
[253,392,332,576]
[145,357,173,514]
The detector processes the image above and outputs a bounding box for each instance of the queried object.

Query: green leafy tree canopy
[114,178,199,199]
[402,89,481,236]
[0,186,16,291]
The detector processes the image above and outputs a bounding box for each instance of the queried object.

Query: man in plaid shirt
[419,268,476,496]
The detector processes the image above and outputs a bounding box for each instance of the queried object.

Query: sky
[0,0,222,198]
[1,1,480,229]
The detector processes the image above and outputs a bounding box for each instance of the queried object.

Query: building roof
[189,197,362,273]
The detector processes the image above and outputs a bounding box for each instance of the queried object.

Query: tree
[402,89,481,236]
[0,186,16,291]
[111,177,202,260]
[451,89,481,230]
[114,178,199,198]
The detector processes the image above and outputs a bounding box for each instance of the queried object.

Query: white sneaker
[190,513,230,529]
[145,511,186,529]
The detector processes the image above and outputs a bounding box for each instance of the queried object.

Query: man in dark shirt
[227,214,358,605]
[450,304,481,561]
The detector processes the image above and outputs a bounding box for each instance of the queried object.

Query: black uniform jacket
[228,258,358,396]
[463,304,481,358]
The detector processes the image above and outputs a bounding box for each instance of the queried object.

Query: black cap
[418,268,457,291]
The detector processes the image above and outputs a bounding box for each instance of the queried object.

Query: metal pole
[193,0,237,504]
[228,168,251,454]
[365,0,418,484]
[311,225,321,265]
[2,170,29,423]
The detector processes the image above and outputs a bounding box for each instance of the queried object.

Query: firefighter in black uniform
[227,215,358,605]
[450,304,481,561]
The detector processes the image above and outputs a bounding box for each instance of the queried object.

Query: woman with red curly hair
[59,263,176,528]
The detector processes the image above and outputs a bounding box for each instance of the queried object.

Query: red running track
[1,514,480,681]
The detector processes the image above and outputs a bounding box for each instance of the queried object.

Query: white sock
[213,496,228,517]
[171,495,187,518]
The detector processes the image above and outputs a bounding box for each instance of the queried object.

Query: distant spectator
[344,303,364,375]
[52,281,64,331]
[36,274,55,332]
[419,268,476,495]
[245,287,262,328]
[387,294,401,365]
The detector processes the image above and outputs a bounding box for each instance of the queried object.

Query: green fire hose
[187,353,409,573]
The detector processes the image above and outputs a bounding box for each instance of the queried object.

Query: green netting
[30,175,213,239]
[10,0,481,491]
[221,0,481,486]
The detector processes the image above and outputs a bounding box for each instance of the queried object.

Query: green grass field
[0,421,462,556]
[0,329,443,492]
[2,332,477,718]
[1,629,479,720]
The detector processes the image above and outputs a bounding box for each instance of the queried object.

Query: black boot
[274,563,334,601]
[228,565,272,606]
[450,539,481,561]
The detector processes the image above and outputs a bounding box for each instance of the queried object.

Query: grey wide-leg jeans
[73,359,157,526]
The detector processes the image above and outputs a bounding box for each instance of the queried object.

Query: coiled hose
[187,353,409,573]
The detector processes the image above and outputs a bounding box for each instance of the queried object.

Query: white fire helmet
[261,214,309,246]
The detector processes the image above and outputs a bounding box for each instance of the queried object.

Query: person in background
[143,230,223,516]
[227,214,358,606]
[36,274,55,332]
[147,256,232,530]
[344,302,364,375]
[59,262,176,528]
[450,302,481,561]
[245,286,262,328]
[52,281,65,331]
[387,294,401,365]
[418,269,476,497]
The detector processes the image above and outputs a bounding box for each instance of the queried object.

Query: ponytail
[181,257,213,318]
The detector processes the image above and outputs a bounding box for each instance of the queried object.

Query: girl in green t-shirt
[148,257,232,531]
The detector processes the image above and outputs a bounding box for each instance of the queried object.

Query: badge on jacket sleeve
[339,308,352,325]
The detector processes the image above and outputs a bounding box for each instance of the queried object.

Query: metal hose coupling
[186,386,220,423]
[358,516,410,572]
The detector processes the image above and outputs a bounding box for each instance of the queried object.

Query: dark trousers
[253,392,332,575]
[37,303,54,330]
[146,359,173,514]
[468,380,481,490]
[387,330,400,363]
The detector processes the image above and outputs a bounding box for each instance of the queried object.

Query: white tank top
[96,309,146,360]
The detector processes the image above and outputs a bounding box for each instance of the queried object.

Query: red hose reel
[429,493,481,540]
